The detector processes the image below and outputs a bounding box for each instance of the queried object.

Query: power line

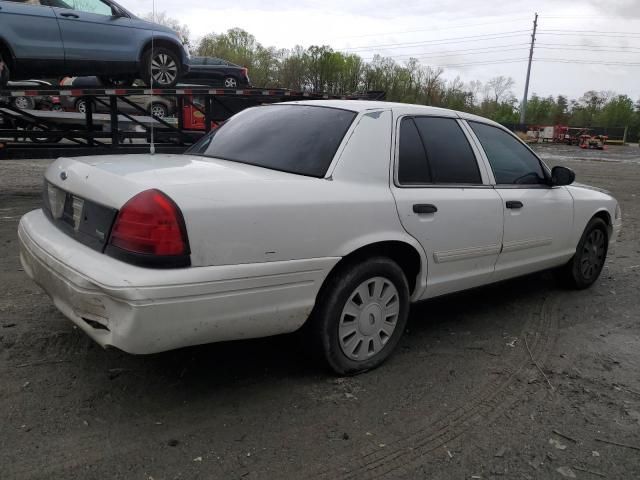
[417,58,528,68]
[339,31,531,52]
[539,28,640,36]
[537,42,640,50]
[537,31,640,38]
[360,44,531,61]
[537,46,640,54]
[331,16,531,40]
[535,58,640,66]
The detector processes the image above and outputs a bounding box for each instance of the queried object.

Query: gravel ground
[1,144,639,479]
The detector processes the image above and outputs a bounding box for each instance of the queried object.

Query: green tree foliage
[190,28,639,138]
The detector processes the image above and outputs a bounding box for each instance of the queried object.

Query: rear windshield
[187,105,357,177]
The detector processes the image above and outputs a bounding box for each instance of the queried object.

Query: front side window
[49,0,113,15]
[189,105,356,177]
[469,121,547,185]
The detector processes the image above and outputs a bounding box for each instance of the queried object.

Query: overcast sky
[124,0,640,101]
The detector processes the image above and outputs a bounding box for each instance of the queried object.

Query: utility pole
[520,12,538,125]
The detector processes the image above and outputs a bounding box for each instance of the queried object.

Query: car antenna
[149,0,156,155]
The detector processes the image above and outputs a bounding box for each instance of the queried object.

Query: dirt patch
[1,145,640,479]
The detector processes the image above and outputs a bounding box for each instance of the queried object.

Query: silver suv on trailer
[0,0,189,88]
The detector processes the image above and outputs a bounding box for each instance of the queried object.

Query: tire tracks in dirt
[311,292,561,479]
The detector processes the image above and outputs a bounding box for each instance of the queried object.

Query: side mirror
[551,166,575,186]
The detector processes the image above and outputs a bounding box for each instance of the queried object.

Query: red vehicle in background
[553,125,591,145]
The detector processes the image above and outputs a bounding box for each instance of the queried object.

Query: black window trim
[393,114,491,189]
[465,119,553,189]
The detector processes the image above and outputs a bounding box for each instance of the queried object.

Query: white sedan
[18,100,622,374]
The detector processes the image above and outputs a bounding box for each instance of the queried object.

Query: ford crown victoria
[18,100,622,374]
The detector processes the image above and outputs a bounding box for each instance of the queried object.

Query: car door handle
[413,204,438,214]
[60,13,80,18]
[506,201,524,209]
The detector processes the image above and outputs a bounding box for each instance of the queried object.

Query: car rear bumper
[19,209,338,354]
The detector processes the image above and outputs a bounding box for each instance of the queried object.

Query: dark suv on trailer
[0,0,189,88]
[183,57,251,88]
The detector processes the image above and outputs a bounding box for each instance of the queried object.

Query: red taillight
[109,189,188,257]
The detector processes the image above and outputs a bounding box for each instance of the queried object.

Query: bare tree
[487,76,515,103]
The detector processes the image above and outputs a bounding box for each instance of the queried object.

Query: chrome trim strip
[502,237,553,253]
[433,244,501,263]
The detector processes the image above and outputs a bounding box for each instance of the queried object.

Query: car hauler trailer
[0,86,385,159]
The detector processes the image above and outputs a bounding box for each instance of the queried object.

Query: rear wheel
[223,76,238,88]
[558,217,609,289]
[309,257,410,375]
[143,47,180,88]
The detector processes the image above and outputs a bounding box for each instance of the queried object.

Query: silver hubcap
[339,277,400,361]
[581,228,606,280]
[151,53,177,86]
[224,77,237,88]
[15,97,30,109]
[150,104,166,118]
[77,101,87,114]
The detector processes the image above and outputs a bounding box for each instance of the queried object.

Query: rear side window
[397,116,481,185]
[398,118,431,184]
[469,121,546,185]
[413,117,481,184]
[193,105,356,177]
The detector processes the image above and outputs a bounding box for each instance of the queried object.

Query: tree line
[157,16,640,141]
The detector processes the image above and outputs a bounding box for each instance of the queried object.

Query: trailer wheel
[26,125,62,144]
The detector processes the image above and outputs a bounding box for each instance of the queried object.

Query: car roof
[277,100,503,128]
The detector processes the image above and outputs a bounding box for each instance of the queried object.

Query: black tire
[0,53,9,88]
[75,98,93,114]
[13,96,35,110]
[148,102,169,118]
[98,76,134,88]
[26,125,62,144]
[143,47,180,88]
[557,217,609,289]
[223,76,239,88]
[309,257,410,375]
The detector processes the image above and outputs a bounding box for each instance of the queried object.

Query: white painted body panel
[20,100,621,354]
[492,186,575,281]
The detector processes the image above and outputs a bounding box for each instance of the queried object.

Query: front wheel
[558,217,609,289]
[143,48,180,88]
[309,257,410,375]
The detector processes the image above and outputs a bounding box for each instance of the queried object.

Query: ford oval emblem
[60,171,67,181]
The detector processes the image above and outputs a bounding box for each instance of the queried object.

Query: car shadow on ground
[100,270,561,390]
